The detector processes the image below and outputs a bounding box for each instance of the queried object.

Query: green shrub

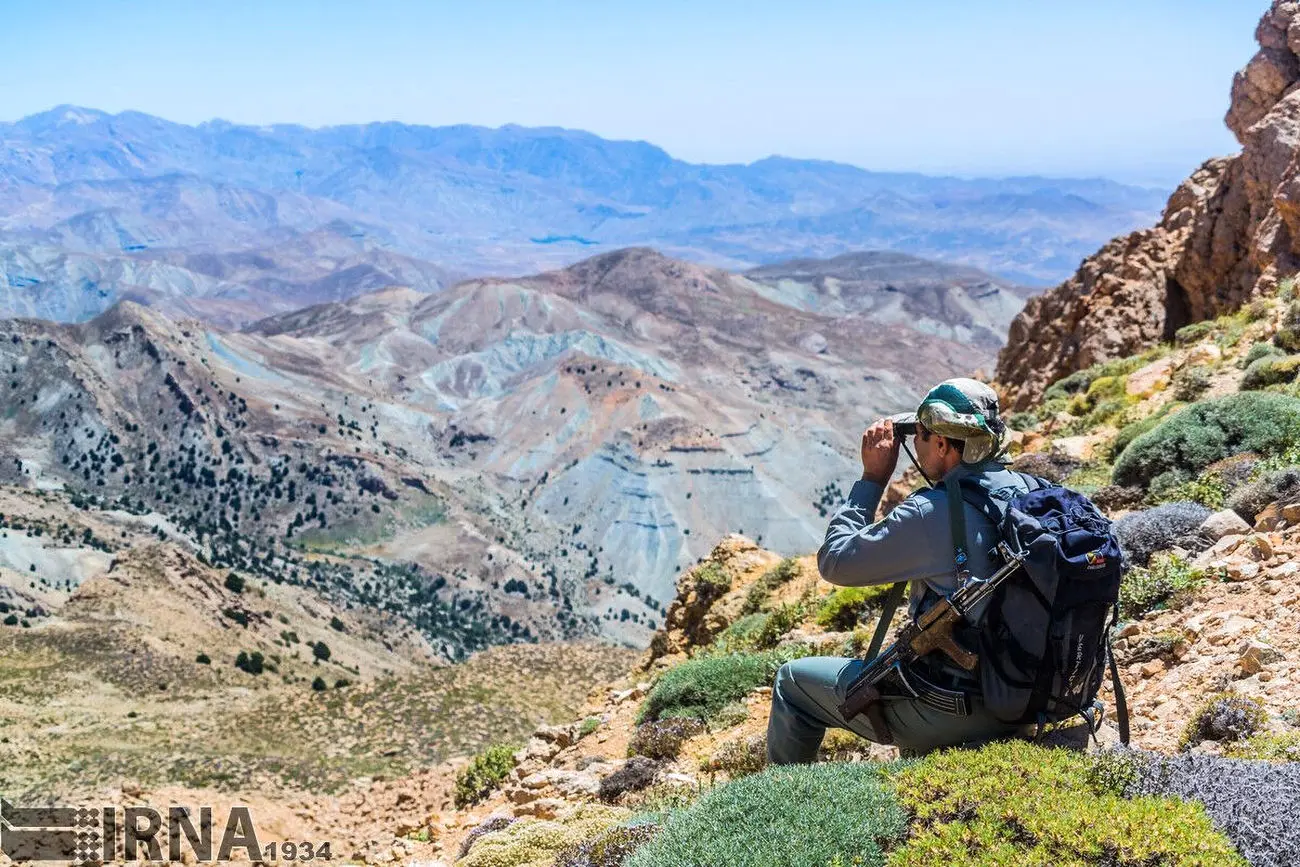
[1241,340,1284,369]
[1007,411,1038,432]
[1241,353,1300,390]
[1274,300,1300,351]
[739,557,800,615]
[1179,692,1268,751]
[223,572,245,594]
[1243,297,1273,322]
[888,740,1245,866]
[625,762,906,867]
[195,652,211,665]
[817,729,872,762]
[1152,471,1226,509]
[1170,365,1211,401]
[637,649,804,724]
[1112,391,1300,489]
[234,650,264,675]
[1223,731,1300,762]
[1119,552,1204,618]
[1041,351,1157,404]
[691,562,731,599]
[1107,404,1174,461]
[710,614,769,654]
[312,641,331,661]
[705,735,768,779]
[753,603,803,648]
[1061,460,1114,494]
[455,742,520,808]
[815,585,892,631]
[578,717,601,739]
[1174,320,1214,345]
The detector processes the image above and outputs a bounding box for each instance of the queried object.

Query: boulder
[1238,639,1285,675]
[1200,510,1252,541]
[1126,357,1175,396]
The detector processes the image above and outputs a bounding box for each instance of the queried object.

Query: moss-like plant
[625,762,906,867]
[458,803,630,867]
[454,742,520,808]
[1274,299,1300,352]
[888,740,1245,866]
[690,562,731,600]
[1223,731,1300,763]
[709,613,769,654]
[637,649,805,724]
[1170,365,1211,401]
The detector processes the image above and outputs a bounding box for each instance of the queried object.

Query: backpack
[953,471,1129,741]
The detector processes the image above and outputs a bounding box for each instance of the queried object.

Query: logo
[1084,550,1107,568]
[0,799,330,864]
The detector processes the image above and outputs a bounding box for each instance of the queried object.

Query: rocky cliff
[998,0,1300,409]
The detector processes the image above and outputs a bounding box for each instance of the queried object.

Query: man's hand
[860,418,900,485]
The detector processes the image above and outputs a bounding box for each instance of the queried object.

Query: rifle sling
[865,581,906,663]
[865,474,972,667]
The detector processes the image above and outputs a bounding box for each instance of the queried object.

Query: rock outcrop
[997,0,1300,409]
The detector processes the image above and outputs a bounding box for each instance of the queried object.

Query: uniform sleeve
[816,478,940,587]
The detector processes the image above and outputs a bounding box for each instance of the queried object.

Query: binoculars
[887,414,918,437]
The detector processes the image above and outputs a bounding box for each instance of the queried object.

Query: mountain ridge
[0,105,1168,301]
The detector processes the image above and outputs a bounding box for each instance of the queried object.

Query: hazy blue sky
[0,0,1266,185]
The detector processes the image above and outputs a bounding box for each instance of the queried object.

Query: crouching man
[766,378,1030,762]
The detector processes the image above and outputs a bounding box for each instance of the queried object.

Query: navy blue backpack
[957,472,1129,741]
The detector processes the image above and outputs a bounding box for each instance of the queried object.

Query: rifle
[836,542,1026,743]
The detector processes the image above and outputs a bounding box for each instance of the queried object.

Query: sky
[0,0,1267,187]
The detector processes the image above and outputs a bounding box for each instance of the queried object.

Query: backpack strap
[1107,603,1131,745]
[944,476,971,579]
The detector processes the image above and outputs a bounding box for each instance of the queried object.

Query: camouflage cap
[892,377,1007,464]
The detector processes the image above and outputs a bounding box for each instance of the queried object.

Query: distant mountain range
[0,247,1026,649]
[0,106,1168,324]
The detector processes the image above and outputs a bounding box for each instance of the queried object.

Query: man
[766,378,1032,763]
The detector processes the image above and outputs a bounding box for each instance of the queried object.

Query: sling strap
[865,581,906,663]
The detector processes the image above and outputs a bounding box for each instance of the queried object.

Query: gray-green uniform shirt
[817,461,1031,620]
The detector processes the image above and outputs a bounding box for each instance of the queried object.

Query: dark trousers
[766,656,1021,764]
